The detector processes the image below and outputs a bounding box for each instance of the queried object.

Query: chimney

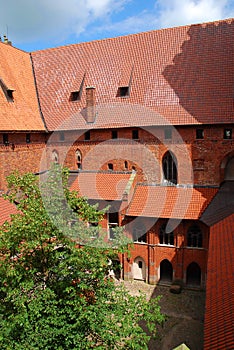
[3,35,12,46]
[85,86,96,123]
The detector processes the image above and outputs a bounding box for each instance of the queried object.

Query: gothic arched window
[187,225,202,248]
[159,223,174,245]
[162,151,177,185]
[52,150,59,164]
[76,149,82,169]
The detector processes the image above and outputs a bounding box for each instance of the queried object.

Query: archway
[132,257,146,281]
[186,262,201,286]
[160,259,173,282]
[224,157,234,181]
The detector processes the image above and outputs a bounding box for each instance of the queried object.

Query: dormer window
[117,86,129,97]
[70,91,80,101]
[0,79,14,102]
[7,89,14,100]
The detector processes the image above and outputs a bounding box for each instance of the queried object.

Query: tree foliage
[0,166,164,349]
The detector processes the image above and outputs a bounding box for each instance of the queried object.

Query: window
[7,89,14,100]
[117,86,129,97]
[112,130,118,139]
[224,128,232,139]
[26,133,31,144]
[133,222,147,243]
[162,151,177,185]
[124,161,128,170]
[3,134,9,145]
[108,163,113,171]
[108,212,119,240]
[187,225,202,248]
[159,223,174,245]
[52,150,59,164]
[196,129,204,139]
[59,132,65,142]
[164,128,172,139]
[132,129,139,139]
[84,131,90,140]
[70,91,80,101]
[88,222,99,238]
[76,149,82,169]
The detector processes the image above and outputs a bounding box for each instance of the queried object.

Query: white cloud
[157,0,234,28]
[0,0,233,48]
[0,0,128,45]
[91,0,234,39]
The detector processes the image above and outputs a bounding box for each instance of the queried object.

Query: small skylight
[70,91,80,101]
[117,86,130,97]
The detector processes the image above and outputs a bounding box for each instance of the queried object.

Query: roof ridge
[30,17,234,54]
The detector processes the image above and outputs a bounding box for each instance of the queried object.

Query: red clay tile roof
[204,214,234,350]
[126,185,218,219]
[0,196,18,225]
[70,172,134,201]
[0,43,45,131]
[201,181,234,226]
[31,18,234,131]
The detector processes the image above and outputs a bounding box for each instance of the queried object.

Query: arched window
[76,149,82,169]
[133,222,147,243]
[159,223,174,245]
[187,225,202,248]
[162,151,177,185]
[52,150,59,164]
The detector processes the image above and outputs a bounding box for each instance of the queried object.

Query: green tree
[0,166,164,349]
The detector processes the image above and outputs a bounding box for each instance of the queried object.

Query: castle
[0,18,233,349]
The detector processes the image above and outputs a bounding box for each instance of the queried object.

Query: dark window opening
[84,131,90,140]
[3,134,9,145]
[108,212,119,240]
[124,161,128,170]
[108,163,113,171]
[138,261,143,269]
[7,89,14,100]
[117,86,129,97]
[133,222,147,243]
[26,133,31,144]
[224,128,232,139]
[112,130,118,139]
[187,225,202,248]
[162,151,177,185]
[132,166,136,172]
[196,129,204,139]
[164,128,172,139]
[76,150,82,169]
[132,129,139,139]
[159,223,174,245]
[70,91,80,101]
[59,132,65,141]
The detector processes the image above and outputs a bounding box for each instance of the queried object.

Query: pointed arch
[186,262,201,286]
[132,257,146,280]
[160,259,173,282]
[162,151,177,184]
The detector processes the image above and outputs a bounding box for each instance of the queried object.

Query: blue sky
[0,0,234,52]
